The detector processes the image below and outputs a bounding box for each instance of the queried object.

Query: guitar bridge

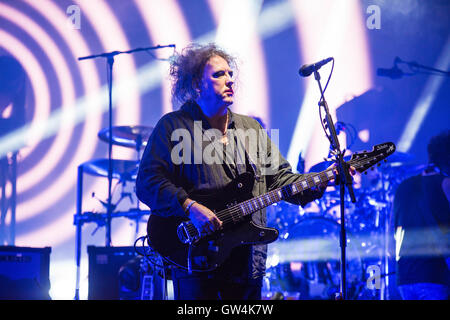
[177,221,199,244]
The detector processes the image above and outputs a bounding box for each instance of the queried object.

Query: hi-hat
[98,125,153,149]
[382,151,414,164]
[380,162,428,175]
[80,158,139,181]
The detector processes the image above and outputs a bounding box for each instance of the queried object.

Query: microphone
[335,122,345,134]
[299,57,333,77]
[376,66,404,79]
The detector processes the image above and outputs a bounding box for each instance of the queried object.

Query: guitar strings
[183,157,377,236]
[182,156,383,238]
[212,157,366,223]
[206,157,375,231]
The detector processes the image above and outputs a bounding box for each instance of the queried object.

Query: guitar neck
[182,142,394,245]
[215,167,336,224]
[214,140,395,226]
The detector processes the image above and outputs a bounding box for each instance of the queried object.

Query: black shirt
[394,173,450,285]
[136,101,325,281]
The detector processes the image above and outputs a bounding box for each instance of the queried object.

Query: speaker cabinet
[0,246,51,299]
[87,246,138,300]
[87,245,166,300]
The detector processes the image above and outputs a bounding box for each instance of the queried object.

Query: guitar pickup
[177,221,199,244]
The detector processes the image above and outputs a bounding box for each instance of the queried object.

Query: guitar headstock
[349,142,396,173]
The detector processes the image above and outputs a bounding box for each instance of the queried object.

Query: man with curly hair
[136,43,327,300]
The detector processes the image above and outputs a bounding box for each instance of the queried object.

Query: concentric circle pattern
[0,0,448,300]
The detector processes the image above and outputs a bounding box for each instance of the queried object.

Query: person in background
[394,130,450,300]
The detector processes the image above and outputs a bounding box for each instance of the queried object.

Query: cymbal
[98,125,153,149]
[384,151,414,163]
[80,158,139,181]
[380,162,428,175]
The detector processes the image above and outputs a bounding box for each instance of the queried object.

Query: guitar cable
[135,235,217,274]
[133,235,165,269]
[187,245,193,274]
[133,235,167,299]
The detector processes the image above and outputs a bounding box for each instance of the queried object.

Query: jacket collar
[181,100,236,130]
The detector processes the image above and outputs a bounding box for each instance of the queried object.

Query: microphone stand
[78,45,174,247]
[313,69,356,300]
[74,45,174,301]
[396,57,450,77]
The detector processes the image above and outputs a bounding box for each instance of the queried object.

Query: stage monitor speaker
[0,246,51,300]
[87,245,138,300]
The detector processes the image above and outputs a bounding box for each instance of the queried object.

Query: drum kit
[72,121,424,300]
[263,149,425,300]
[74,125,153,228]
[73,124,154,299]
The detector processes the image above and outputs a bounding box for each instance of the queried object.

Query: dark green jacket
[136,100,324,281]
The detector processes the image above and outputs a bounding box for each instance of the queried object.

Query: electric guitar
[147,142,396,272]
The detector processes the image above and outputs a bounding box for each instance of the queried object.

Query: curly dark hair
[169,43,236,104]
[428,129,450,169]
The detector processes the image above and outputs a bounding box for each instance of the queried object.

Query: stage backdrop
[0,0,448,299]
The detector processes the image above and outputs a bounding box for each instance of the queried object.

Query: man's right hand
[184,200,223,236]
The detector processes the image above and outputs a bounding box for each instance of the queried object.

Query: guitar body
[147,172,279,271]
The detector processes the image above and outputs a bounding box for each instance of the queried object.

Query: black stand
[105,56,114,247]
[75,44,174,300]
[313,69,356,300]
[0,152,17,246]
[396,56,450,77]
[77,44,174,247]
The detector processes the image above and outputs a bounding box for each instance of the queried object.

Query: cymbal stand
[0,152,17,245]
[313,65,356,300]
[78,52,115,248]
[73,164,150,300]
[134,134,143,211]
[78,44,175,247]
[378,166,396,300]
[76,44,174,300]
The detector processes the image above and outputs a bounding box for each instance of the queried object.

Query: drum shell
[264,217,364,300]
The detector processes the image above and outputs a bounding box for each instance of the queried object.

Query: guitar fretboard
[216,168,336,225]
[180,141,395,244]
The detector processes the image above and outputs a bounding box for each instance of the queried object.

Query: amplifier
[0,246,51,299]
[87,245,166,300]
[87,246,138,300]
